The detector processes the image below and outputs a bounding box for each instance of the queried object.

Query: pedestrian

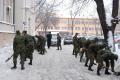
[79,37,86,62]
[35,35,46,55]
[22,30,34,65]
[73,33,79,57]
[96,49,118,75]
[11,30,26,70]
[56,33,62,50]
[46,32,52,49]
[86,41,106,71]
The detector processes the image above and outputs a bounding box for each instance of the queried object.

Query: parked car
[64,36,73,45]
[114,36,120,43]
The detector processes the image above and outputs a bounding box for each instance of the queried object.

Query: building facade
[36,18,102,36]
[15,0,36,35]
[0,0,36,35]
[0,0,15,33]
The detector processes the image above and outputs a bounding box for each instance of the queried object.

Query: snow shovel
[5,54,13,62]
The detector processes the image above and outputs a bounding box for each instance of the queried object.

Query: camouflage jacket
[13,34,25,53]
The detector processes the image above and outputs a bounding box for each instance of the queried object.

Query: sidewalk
[0,33,14,47]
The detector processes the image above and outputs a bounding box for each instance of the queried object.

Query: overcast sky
[46,0,112,18]
[53,0,98,18]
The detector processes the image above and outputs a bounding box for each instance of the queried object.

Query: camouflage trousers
[13,51,25,67]
[25,45,34,64]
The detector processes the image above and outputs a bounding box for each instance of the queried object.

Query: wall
[0,21,15,33]
[36,18,102,36]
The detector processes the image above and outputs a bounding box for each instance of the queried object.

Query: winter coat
[13,34,25,54]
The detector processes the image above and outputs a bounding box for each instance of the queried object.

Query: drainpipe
[13,0,15,32]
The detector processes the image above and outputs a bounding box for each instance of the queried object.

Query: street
[0,44,120,80]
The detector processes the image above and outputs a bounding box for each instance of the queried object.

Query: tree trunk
[112,0,119,33]
[112,0,119,51]
[94,0,108,42]
[94,0,119,52]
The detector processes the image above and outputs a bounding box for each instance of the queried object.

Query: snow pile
[115,43,120,59]
[0,44,120,80]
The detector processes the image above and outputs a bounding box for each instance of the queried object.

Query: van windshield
[52,34,57,39]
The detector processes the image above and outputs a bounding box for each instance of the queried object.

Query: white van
[51,32,59,46]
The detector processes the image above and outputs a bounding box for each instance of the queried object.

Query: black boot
[97,68,101,76]
[28,59,32,65]
[85,64,88,67]
[114,72,120,76]
[88,66,94,71]
[85,58,89,67]
[111,67,115,72]
[72,50,75,55]
[57,47,59,50]
[105,68,111,75]
[11,66,17,69]
[11,63,17,69]
[24,57,27,61]
[80,59,82,62]
[21,65,25,70]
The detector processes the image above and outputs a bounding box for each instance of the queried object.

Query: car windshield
[52,36,57,39]
[65,37,72,40]
[52,35,57,40]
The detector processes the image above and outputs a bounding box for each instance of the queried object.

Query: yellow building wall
[36,18,102,36]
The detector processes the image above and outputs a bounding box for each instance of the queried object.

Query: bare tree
[35,0,62,36]
[71,0,119,51]
[94,0,119,51]
[69,0,90,35]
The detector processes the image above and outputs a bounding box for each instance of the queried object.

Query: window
[68,27,71,30]
[82,27,84,30]
[92,28,94,30]
[89,28,91,31]
[51,27,53,29]
[78,27,80,30]
[0,0,3,21]
[75,27,77,30]
[85,27,88,31]
[75,21,80,24]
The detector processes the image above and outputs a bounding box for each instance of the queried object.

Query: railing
[0,21,15,33]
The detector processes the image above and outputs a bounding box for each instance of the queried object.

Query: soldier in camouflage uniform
[78,37,86,62]
[84,38,96,67]
[86,39,106,71]
[73,33,79,58]
[22,31,34,65]
[57,33,62,50]
[84,39,92,67]
[96,49,118,75]
[35,35,46,55]
[11,30,25,70]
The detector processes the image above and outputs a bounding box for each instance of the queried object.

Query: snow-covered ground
[0,44,120,80]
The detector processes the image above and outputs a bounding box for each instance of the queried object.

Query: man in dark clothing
[57,33,62,50]
[46,32,52,49]
[11,30,26,70]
